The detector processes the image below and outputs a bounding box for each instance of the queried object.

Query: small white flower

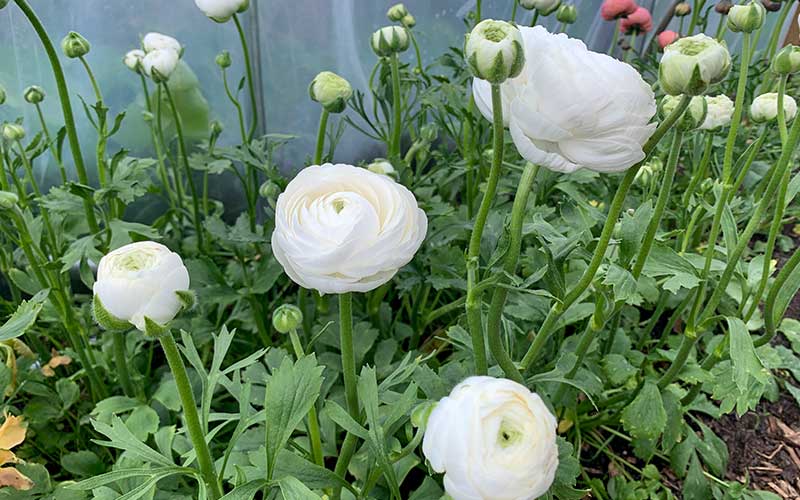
[142,32,182,54]
[93,241,190,332]
[123,49,146,72]
[194,0,249,22]
[700,94,734,130]
[422,376,559,500]
[659,34,731,96]
[465,19,525,84]
[366,159,396,176]
[473,26,656,173]
[142,49,180,82]
[271,163,427,294]
[750,92,798,123]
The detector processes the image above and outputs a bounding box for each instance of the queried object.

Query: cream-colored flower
[142,32,182,54]
[700,94,734,130]
[422,376,559,500]
[142,49,180,82]
[659,34,730,96]
[123,49,146,72]
[750,92,798,123]
[271,164,427,294]
[194,0,249,22]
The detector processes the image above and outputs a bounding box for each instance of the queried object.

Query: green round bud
[401,14,416,28]
[272,304,303,333]
[659,34,731,96]
[61,31,91,58]
[259,180,280,198]
[420,123,439,143]
[556,4,577,24]
[674,2,692,17]
[309,71,353,113]
[370,26,410,57]
[0,191,19,210]
[464,19,525,84]
[210,120,224,135]
[387,3,409,22]
[660,95,707,130]
[0,86,5,105]
[216,50,232,69]
[727,1,765,33]
[23,85,45,104]
[772,45,800,75]
[2,123,25,142]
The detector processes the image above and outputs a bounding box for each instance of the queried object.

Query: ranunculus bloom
[700,94,734,130]
[659,34,731,96]
[422,376,559,500]
[194,0,249,22]
[142,32,181,54]
[600,0,637,21]
[123,49,145,72]
[271,163,427,294]
[93,241,190,332]
[142,49,180,82]
[750,92,798,123]
[657,30,679,49]
[620,7,653,33]
[472,26,656,173]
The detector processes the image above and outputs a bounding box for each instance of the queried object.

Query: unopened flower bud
[465,19,525,84]
[216,50,232,69]
[659,34,731,96]
[387,3,409,22]
[519,0,562,16]
[674,2,692,16]
[124,49,145,72]
[259,180,280,198]
[309,71,352,113]
[772,45,800,75]
[272,304,303,333]
[715,0,733,14]
[750,92,798,123]
[61,31,91,59]
[0,191,18,210]
[23,85,45,104]
[401,14,416,28]
[367,159,396,176]
[700,94,734,130]
[728,1,765,33]
[556,4,578,24]
[195,0,249,23]
[210,120,224,135]
[420,123,439,143]
[370,26,410,57]
[2,123,25,142]
[143,49,180,83]
[660,95,707,130]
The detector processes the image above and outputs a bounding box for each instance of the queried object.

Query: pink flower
[601,0,638,21]
[657,30,680,49]
[620,7,653,33]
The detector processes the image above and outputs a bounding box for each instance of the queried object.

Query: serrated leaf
[728,317,764,392]
[277,476,320,499]
[621,380,666,441]
[0,289,49,342]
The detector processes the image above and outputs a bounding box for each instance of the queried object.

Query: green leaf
[61,451,106,478]
[603,353,636,386]
[219,480,267,500]
[621,380,666,441]
[603,264,638,304]
[357,366,401,499]
[641,245,700,293]
[263,355,324,480]
[56,379,80,410]
[0,289,49,342]
[771,256,800,328]
[124,405,160,441]
[67,467,191,491]
[91,416,174,467]
[728,317,764,393]
[277,476,321,499]
[274,450,352,493]
[682,453,711,500]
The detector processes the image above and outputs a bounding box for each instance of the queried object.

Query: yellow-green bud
[465,19,525,84]
[216,50,232,69]
[556,4,577,24]
[210,120,224,135]
[0,191,19,210]
[367,159,396,176]
[272,304,303,333]
[401,14,416,28]
[259,180,280,198]
[750,92,798,123]
[387,3,409,22]
[309,71,353,113]
[674,2,692,17]
[2,123,25,142]
[61,31,91,58]
[772,45,800,75]
[659,34,731,96]
[727,1,765,33]
[660,95,707,131]
[23,85,45,104]
[420,123,439,143]
[370,26,410,57]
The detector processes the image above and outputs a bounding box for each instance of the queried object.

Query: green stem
[608,20,620,56]
[233,14,258,141]
[776,75,789,145]
[140,74,177,209]
[162,82,205,251]
[657,334,697,388]
[759,245,800,347]
[222,67,248,143]
[553,321,599,403]
[485,163,539,383]
[13,0,99,233]
[766,0,793,61]
[530,10,540,27]
[681,133,713,208]
[465,83,505,376]
[112,331,136,398]
[159,333,222,499]
[288,328,325,468]
[332,293,359,499]
[389,54,402,158]
[34,103,67,183]
[314,109,330,165]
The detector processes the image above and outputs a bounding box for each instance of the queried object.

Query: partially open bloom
[2,124,24,142]
[659,34,731,96]
[750,92,798,123]
[620,7,653,33]
[465,20,525,84]
[519,0,562,16]
[93,241,191,332]
[473,26,656,173]
[309,71,353,114]
[657,30,679,50]
[370,26,410,56]
[422,376,558,500]
[727,0,765,33]
[194,0,249,22]
[271,164,427,294]
[142,32,182,54]
[142,49,180,83]
[772,45,800,75]
[699,94,734,130]
[660,95,707,131]
[123,49,145,72]
[600,0,637,20]
[367,159,396,176]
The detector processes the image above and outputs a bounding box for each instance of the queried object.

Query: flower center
[497,419,523,448]
[117,252,157,272]
[331,197,348,214]
[678,40,709,56]
[482,25,507,43]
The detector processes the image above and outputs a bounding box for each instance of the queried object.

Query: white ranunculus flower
[473,26,656,174]
[700,94,734,130]
[422,376,559,500]
[142,32,182,54]
[93,241,190,332]
[123,49,145,72]
[659,34,730,96]
[465,19,525,84]
[194,0,249,22]
[142,49,180,82]
[750,92,798,123]
[271,163,427,294]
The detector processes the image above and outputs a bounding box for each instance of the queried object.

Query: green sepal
[175,290,197,312]
[143,317,169,338]
[92,296,131,332]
